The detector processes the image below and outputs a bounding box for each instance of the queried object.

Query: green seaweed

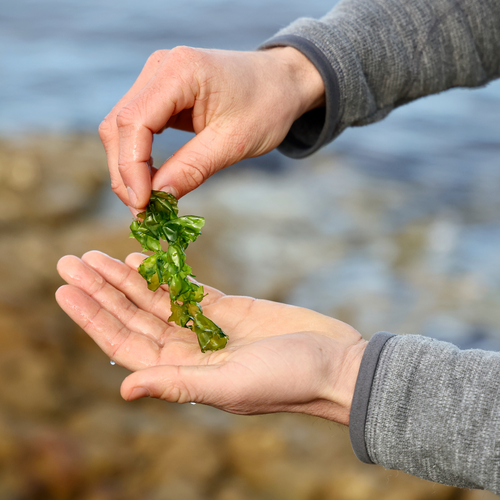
[129,191,228,352]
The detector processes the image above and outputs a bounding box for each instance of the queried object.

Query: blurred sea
[1,0,338,133]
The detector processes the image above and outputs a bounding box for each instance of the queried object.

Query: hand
[98,46,325,209]
[56,251,365,425]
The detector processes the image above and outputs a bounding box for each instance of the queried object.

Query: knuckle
[163,387,189,404]
[169,45,198,61]
[115,105,137,129]
[178,158,210,189]
[168,46,209,75]
[147,49,168,66]
[164,46,207,95]
[98,116,113,142]
[117,161,132,176]
[110,179,123,193]
[159,372,193,403]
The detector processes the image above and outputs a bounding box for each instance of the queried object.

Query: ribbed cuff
[349,331,397,464]
[258,34,340,159]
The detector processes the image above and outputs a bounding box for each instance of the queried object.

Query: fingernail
[129,387,150,400]
[128,206,142,218]
[156,185,178,198]
[127,186,138,207]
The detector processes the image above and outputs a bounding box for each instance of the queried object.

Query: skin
[98,46,326,209]
[56,251,367,426]
[62,46,366,425]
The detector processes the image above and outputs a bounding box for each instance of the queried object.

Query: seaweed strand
[129,190,228,352]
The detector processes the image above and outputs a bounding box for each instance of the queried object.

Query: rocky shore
[0,134,496,499]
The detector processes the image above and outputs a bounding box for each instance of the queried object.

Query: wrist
[310,335,368,426]
[332,339,368,426]
[263,46,326,119]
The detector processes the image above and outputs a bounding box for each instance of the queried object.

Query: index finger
[99,50,169,207]
[114,53,197,207]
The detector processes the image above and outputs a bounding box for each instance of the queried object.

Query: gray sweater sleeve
[259,0,500,158]
[350,332,500,493]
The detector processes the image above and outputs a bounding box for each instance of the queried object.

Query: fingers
[57,253,220,366]
[123,252,147,268]
[57,254,173,346]
[114,92,183,206]
[99,50,169,207]
[55,284,161,371]
[102,46,312,206]
[79,251,175,325]
[151,125,238,198]
[111,47,203,207]
[102,46,246,204]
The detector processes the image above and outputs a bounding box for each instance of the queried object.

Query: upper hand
[56,251,364,425]
[98,47,325,209]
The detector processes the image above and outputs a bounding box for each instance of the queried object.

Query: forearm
[260,0,500,157]
[351,332,500,493]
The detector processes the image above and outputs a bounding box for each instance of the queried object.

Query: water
[1,0,337,134]
[3,0,499,169]
[110,360,116,366]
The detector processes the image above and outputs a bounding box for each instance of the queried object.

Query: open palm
[56,251,365,424]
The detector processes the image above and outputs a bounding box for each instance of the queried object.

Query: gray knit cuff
[258,34,340,159]
[349,331,396,464]
[364,334,500,491]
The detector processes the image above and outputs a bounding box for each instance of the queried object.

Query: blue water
[3,0,499,181]
[2,0,499,178]
[1,0,337,132]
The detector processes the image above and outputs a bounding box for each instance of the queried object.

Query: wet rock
[0,221,137,302]
[213,478,262,500]
[16,428,83,500]
[224,415,463,500]
[227,425,322,500]
[131,423,224,491]
[0,135,108,226]
[464,491,499,500]
[0,413,18,467]
[0,346,64,415]
[0,305,67,416]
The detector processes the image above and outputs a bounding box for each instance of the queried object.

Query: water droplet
[190,402,196,405]
[110,360,116,366]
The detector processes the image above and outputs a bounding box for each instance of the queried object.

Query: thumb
[121,364,228,405]
[151,126,241,198]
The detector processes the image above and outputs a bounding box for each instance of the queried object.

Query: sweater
[260,0,500,158]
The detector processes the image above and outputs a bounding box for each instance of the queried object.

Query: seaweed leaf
[129,191,228,352]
